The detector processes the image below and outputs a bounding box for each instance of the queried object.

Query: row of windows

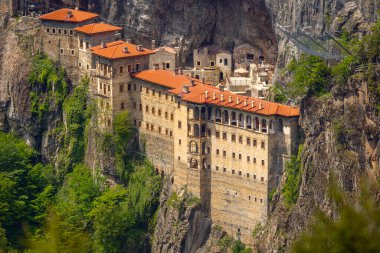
[213,166,266,182]
[60,48,75,55]
[78,62,90,70]
[214,130,265,149]
[132,102,175,120]
[46,27,74,36]
[134,120,173,137]
[99,83,111,95]
[120,83,175,102]
[214,149,265,165]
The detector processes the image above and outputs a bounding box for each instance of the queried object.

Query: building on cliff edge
[36,8,300,244]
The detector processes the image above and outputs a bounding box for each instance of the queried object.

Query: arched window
[190,141,198,153]
[207,107,212,120]
[269,120,274,131]
[254,117,260,130]
[238,113,244,127]
[246,115,252,129]
[231,111,237,126]
[194,107,200,120]
[215,109,222,122]
[194,124,200,137]
[190,158,198,169]
[223,110,229,124]
[200,107,206,120]
[262,119,267,133]
[278,119,284,133]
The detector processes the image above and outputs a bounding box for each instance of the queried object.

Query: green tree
[292,178,380,253]
[55,165,101,239]
[286,55,331,100]
[282,145,303,206]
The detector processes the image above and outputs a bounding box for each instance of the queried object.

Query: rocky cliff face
[91,0,277,63]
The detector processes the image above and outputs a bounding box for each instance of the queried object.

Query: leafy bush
[285,55,331,100]
[282,145,304,206]
[291,178,380,253]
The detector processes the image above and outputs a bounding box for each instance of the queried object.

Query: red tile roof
[75,23,122,35]
[91,41,154,60]
[133,70,300,117]
[39,8,98,23]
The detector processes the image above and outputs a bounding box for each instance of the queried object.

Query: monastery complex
[35,8,300,243]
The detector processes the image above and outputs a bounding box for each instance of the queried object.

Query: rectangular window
[146,87,149,94]
[146,123,149,129]
[261,177,264,182]
[60,48,64,54]
[239,154,242,160]
[216,149,220,155]
[120,66,123,73]
[158,109,162,116]
[63,29,67,35]
[232,170,235,175]
[133,83,136,91]
[166,63,170,69]
[146,105,149,112]
[86,42,89,49]
[165,112,168,119]
[58,29,62,34]
[207,128,211,137]
[222,132,227,140]
[262,160,265,166]
[128,65,132,72]
[179,139,181,145]
[170,113,174,121]
[151,125,154,131]
[261,141,265,149]
[253,139,257,147]
[108,85,110,92]
[170,131,173,137]
[159,127,162,133]
[140,85,142,92]
[232,153,236,159]
[216,131,220,139]
[46,27,50,33]
[139,121,142,127]
[247,137,251,146]
[119,84,124,92]
[136,63,140,71]
[247,156,250,162]
[239,136,243,144]
[52,28,56,34]
[127,83,131,91]
[159,91,162,97]
[231,134,236,142]
[247,173,250,178]
[223,151,226,157]
[120,103,125,110]
[223,168,226,173]
[69,30,74,36]
[253,157,257,164]
[165,129,169,136]
[178,121,182,129]
[152,107,155,114]
[216,166,219,171]
[239,171,242,176]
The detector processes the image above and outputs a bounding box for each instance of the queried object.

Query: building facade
[38,8,99,80]
[149,46,181,73]
[129,70,299,243]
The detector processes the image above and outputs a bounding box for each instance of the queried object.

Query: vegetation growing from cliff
[28,54,68,121]
[0,131,162,252]
[282,145,304,206]
[291,178,380,253]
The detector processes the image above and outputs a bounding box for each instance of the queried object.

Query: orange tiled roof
[91,41,154,60]
[39,8,98,23]
[75,23,122,35]
[133,70,300,117]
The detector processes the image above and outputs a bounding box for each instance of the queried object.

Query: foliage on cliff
[291,178,380,253]
[28,54,68,122]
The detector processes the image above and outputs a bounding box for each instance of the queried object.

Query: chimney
[219,85,225,92]
[244,99,247,106]
[179,67,183,75]
[251,101,255,108]
[136,45,143,51]
[236,97,240,104]
[190,80,195,86]
[182,85,189,94]
[101,42,106,48]
[191,72,194,78]
[259,103,263,109]
[122,46,128,53]
[204,47,208,56]
[67,10,73,18]
[213,93,216,100]
[201,76,206,84]
[154,64,159,70]
[151,40,156,50]
[126,39,131,43]
[221,94,224,101]
[174,68,179,75]
[228,96,232,103]
[205,91,208,99]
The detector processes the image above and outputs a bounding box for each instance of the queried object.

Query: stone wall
[149,49,178,72]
